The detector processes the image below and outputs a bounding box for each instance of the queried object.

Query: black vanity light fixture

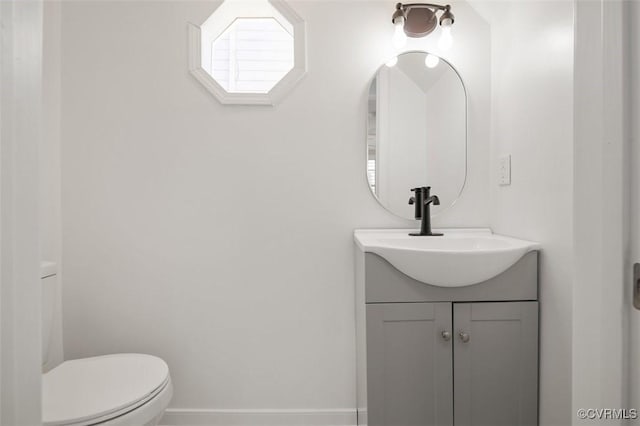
[391,2,455,50]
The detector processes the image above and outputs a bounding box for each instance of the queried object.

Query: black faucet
[408,187,443,236]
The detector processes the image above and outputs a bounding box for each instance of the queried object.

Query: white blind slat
[211,18,294,94]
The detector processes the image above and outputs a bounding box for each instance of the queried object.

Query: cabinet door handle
[459,331,470,343]
[441,331,451,341]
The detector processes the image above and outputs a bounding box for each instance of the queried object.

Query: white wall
[480,1,575,425]
[58,0,490,419]
[42,0,65,372]
[42,0,62,265]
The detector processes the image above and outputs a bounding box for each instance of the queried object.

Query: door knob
[441,331,451,341]
[459,331,470,343]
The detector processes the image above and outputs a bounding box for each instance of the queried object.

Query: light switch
[499,155,511,186]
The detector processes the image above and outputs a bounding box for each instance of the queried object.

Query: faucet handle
[408,197,416,205]
[411,186,432,194]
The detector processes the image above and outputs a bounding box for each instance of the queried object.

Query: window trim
[188,0,306,106]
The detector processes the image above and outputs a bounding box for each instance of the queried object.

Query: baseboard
[159,408,357,426]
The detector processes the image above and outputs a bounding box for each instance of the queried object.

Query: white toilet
[41,262,173,426]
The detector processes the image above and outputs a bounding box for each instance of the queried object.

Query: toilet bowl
[41,263,172,425]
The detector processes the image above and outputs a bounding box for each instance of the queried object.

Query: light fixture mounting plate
[404,7,438,37]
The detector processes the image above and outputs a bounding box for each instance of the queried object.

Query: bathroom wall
[42,0,65,371]
[58,0,490,421]
[41,1,62,266]
[478,1,575,424]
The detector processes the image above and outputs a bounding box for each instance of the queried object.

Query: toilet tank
[41,261,58,369]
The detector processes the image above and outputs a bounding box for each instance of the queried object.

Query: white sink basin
[354,228,540,287]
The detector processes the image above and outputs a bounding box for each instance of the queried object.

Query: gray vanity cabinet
[365,301,538,426]
[356,252,539,426]
[366,302,453,426]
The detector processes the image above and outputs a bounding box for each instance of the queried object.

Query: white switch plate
[499,155,511,186]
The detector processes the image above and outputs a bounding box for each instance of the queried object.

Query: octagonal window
[188,0,306,105]
[211,18,294,94]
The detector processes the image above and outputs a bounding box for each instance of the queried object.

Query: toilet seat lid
[43,353,169,426]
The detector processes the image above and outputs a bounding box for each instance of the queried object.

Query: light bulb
[392,18,407,48]
[385,56,398,67]
[438,22,453,51]
[425,54,440,68]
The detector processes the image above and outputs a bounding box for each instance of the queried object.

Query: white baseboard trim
[159,408,357,426]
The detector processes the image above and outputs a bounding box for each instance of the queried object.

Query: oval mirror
[366,51,467,219]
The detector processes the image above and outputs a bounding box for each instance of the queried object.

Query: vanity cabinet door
[366,302,453,426]
[453,302,538,426]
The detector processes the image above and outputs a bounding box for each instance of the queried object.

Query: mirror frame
[365,50,468,219]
